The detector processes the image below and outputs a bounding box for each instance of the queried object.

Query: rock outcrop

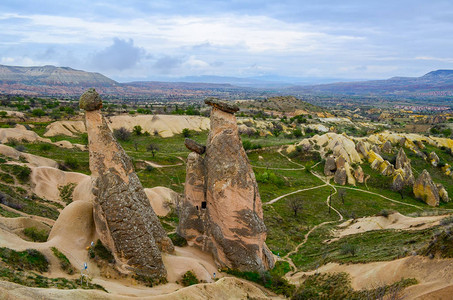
[354,166,365,183]
[381,140,393,153]
[392,172,405,194]
[324,156,336,176]
[396,148,410,169]
[428,151,440,166]
[178,98,274,272]
[437,184,449,203]
[395,148,415,186]
[184,138,206,155]
[413,170,439,207]
[334,167,347,185]
[80,89,173,282]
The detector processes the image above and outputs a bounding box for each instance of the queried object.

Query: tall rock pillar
[80,88,173,282]
[178,98,274,272]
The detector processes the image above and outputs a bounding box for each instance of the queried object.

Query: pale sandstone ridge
[80,88,174,282]
[44,115,210,138]
[179,98,274,272]
[0,144,58,168]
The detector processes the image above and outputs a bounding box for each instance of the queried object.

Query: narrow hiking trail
[264,184,328,205]
[268,146,438,275]
[270,147,344,271]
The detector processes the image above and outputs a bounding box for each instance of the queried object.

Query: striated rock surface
[396,148,410,169]
[335,156,346,169]
[356,141,369,158]
[413,170,439,207]
[380,160,395,176]
[354,166,365,183]
[334,167,347,185]
[392,172,405,193]
[402,163,415,186]
[395,148,415,186]
[437,184,449,203]
[324,156,336,176]
[178,98,274,272]
[185,138,206,155]
[381,140,393,153]
[81,89,173,282]
[429,151,440,167]
[178,152,207,244]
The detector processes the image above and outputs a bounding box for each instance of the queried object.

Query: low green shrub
[89,240,115,263]
[64,157,79,169]
[181,270,199,286]
[39,144,52,151]
[51,247,75,275]
[256,171,285,187]
[168,233,187,247]
[0,172,14,184]
[340,243,357,257]
[0,247,49,273]
[0,265,106,291]
[23,227,49,242]
[292,272,417,300]
[59,183,76,204]
[224,268,295,297]
[243,140,263,151]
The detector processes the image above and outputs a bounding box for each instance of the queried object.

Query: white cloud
[0,13,364,54]
[1,56,40,66]
[184,56,210,69]
[415,56,453,63]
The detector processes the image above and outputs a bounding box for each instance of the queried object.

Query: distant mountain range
[288,70,453,98]
[0,64,452,102]
[0,65,117,86]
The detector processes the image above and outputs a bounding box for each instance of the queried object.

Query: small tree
[338,189,346,204]
[288,198,303,217]
[113,127,131,141]
[293,128,303,138]
[133,125,143,135]
[147,143,159,158]
[182,128,191,138]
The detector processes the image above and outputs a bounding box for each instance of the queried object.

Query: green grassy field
[4,119,453,279]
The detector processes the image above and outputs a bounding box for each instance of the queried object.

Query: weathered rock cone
[178,98,274,272]
[413,170,439,207]
[80,89,173,282]
[395,148,415,186]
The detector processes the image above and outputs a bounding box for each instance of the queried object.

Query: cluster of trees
[0,96,78,120]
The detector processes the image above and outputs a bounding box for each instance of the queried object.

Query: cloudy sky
[1,0,453,82]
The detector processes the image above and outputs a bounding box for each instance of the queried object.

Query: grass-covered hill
[1,111,453,299]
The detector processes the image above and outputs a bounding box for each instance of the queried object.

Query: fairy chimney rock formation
[395,148,415,186]
[178,98,274,272]
[413,170,439,207]
[80,88,173,282]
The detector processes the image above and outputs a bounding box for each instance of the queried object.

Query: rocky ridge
[289,131,450,206]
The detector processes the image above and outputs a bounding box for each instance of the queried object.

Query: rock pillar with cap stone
[178,97,274,272]
[79,88,173,282]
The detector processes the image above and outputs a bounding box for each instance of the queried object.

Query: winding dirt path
[277,147,305,167]
[264,184,328,205]
[252,165,305,171]
[268,149,345,271]
[332,185,425,211]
